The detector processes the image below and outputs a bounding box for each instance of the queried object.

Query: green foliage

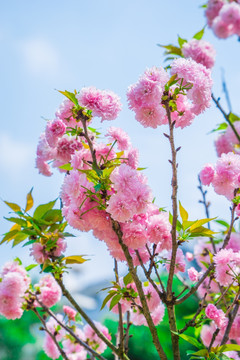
[169,202,217,243]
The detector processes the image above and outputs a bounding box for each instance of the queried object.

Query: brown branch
[32,308,69,360]
[164,100,180,360]
[176,202,237,305]
[198,176,216,253]
[208,328,220,351]
[124,311,131,355]
[145,245,166,295]
[114,259,124,359]
[212,93,240,144]
[111,219,168,360]
[220,295,240,345]
[179,292,207,334]
[55,277,128,359]
[135,250,165,302]
[36,300,107,360]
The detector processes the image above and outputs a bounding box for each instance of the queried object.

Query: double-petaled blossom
[182,39,216,69]
[0,261,30,320]
[205,0,240,38]
[200,152,240,200]
[35,274,62,308]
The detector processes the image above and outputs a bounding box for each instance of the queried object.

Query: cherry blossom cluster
[215,122,240,157]
[0,261,62,320]
[0,261,30,320]
[43,308,111,360]
[36,87,122,176]
[205,0,240,38]
[200,152,240,200]
[182,39,216,69]
[30,238,67,264]
[127,58,212,129]
[201,303,240,359]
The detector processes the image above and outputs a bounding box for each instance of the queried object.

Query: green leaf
[12,232,29,247]
[75,313,83,323]
[215,219,229,228]
[189,226,217,237]
[169,212,173,225]
[182,220,198,231]
[4,217,27,227]
[58,90,79,106]
[210,122,228,133]
[4,201,21,212]
[58,163,73,171]
[179,201,188,221]
[25,264,38,271]
[25,188,34,212]
[189,217,217,231]
[1,229,20,244]
[62,255,88,264]
[218,344,240,353]
[101,291,117,310]
[94,183,101,192]
[33,199,57,219]
[178,36,187,48]
[109,294,122,310]
[158,44,182,56]
[193,27,205,40]
[191,349,209,357]
[172,332,204,350]
[14,257,22,265]
[123,272,133,286]
[42,209,63,223]
[228,112,240,123]
[22,239,37,247]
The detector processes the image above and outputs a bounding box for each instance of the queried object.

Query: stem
[164,100,180,360]
[177,203,237,305]
[36,300,107,360]
[124,311,131,355]
[212,93,240,144]
[112,220,168,360]
[208,328,220,351]
[33,308,69,360]
[135,250,164,302]
[114,259,124,359]
[220,295,240,345]
[55,277,128,359]
[145,244,166,295]
[179,293,207,334]
[198,177,216,253]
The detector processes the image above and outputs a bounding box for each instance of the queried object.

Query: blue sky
[1,0,240,287]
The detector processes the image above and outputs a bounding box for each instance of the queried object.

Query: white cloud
[19,38,59,76]
[0,132,33,175]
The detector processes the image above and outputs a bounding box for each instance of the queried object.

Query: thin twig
[35,300,107,360]
[55,277,126,359]
[33,308,69,360]
[124,311,131,355]
[212,93,240,144]
[114,259,124,359]
[111,219,168,360]
[135,250,164,302]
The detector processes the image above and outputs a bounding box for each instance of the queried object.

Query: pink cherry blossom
[182,39,216,69]
[36,274,62,308]
[78,86,122,121]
